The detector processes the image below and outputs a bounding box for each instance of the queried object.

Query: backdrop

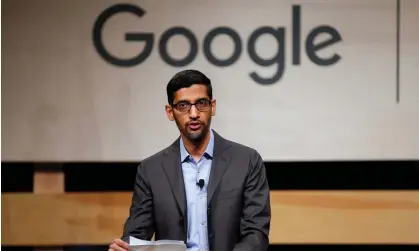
[2,0,418,161]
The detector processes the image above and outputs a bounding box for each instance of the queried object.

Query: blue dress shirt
[180,129,214,251]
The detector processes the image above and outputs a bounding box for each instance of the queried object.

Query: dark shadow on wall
[2,161,419,193]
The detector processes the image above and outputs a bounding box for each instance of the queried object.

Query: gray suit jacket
[122,131,271,251]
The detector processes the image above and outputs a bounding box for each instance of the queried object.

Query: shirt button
[201,222,205,225]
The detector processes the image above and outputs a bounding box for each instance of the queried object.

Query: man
[109,70,271,251]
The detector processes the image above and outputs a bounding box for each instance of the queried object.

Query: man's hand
[109,238,129,251]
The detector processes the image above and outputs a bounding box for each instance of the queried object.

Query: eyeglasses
[172,98,212,113]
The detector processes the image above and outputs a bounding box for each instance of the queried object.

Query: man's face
[165,84,216,142]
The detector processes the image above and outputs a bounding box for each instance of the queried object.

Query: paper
[129,236,186,251]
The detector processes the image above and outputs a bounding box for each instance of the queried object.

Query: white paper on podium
[129,236,186,251]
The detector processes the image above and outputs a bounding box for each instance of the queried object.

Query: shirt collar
[180,129,214,162]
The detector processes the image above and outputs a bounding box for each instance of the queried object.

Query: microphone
[196,179,205,189]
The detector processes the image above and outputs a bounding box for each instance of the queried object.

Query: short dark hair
[166,69,212,105]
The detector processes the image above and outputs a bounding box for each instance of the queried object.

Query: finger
[114,238,130,249]
[110,243,127,251]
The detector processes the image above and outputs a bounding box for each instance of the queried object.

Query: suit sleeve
[121,163,155,242]
[233,150,271,251]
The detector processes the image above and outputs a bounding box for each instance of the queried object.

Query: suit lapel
[207,131,231,206]
[160,131,231,220]
[161,139,187,218]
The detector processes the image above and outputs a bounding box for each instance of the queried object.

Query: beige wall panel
[2,191,419,245]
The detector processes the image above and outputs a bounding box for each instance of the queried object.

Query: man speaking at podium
[109,70,271,251]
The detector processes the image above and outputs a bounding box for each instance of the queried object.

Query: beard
[175,118,211,144]
[185,125,208,142]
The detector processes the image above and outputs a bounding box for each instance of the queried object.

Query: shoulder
[140,147,168,166]
[227,139,260,156]
[230,141,263,166]
[136,138,180,172]
[215,131,263,163]
[221,138,266,179]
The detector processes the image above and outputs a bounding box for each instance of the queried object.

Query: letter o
[203,27,242,67]
[159,27,198,67]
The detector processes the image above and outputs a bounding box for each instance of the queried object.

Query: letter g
[92,4,153,67]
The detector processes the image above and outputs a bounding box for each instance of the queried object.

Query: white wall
[2,0,418,161]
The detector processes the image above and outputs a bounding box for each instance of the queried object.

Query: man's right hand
[109,238,129,251]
